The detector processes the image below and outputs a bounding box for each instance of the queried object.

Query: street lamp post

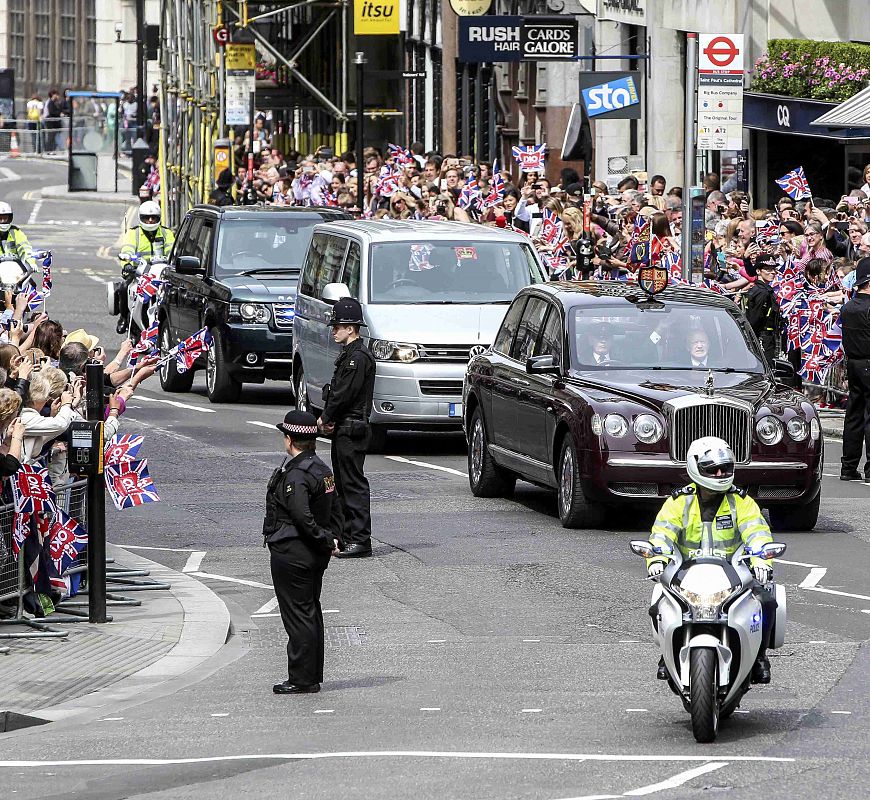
[355,51,366,205]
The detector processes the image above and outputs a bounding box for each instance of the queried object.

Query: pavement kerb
[40,183,136,206]
[30,543,231,725]
[822,426,843,440]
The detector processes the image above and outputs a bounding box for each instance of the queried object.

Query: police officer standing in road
[745,254,782,366]
[839,258,870,482]
[265,410,343,694]
[318,297,376,558]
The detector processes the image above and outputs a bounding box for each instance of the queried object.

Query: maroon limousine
[463,281,823,531]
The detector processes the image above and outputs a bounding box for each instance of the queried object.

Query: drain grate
[0,711,49,732]
[325,626,367,647]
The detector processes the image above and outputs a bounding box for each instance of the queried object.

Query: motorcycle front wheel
[689,647,719,743]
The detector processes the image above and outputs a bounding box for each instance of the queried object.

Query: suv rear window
[214,218,320,277]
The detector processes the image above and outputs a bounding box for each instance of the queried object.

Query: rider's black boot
[116,315,128,334]
[656,656,668,680]
[751,653,771,684]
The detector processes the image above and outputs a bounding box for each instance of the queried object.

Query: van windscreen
[367,241,544,304]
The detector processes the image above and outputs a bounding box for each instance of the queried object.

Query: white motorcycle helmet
[0,201,13,234]
[138,201,162,233]
[686,436,735,493]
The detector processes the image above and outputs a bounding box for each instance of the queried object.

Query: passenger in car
[578,323,614,365]
[686,329,711,368]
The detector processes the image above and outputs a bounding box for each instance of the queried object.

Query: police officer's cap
[746,253,778,278]
[276,410,319,440]
[327,297,366,327]
[855,257,870,288]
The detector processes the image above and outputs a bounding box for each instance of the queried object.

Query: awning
[811,85,870,128]
[744,92,870,139]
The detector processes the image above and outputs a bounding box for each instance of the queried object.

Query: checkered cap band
[280,423,318,434]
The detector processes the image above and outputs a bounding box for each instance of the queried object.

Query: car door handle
[511,377,530,386]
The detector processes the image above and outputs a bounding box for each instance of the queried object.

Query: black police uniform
[322,298,376,556]
[745,278,781,365]
[840,263,870,478]
[264,413,343,691]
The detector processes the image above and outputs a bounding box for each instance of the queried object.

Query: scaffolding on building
[158,0,350,226]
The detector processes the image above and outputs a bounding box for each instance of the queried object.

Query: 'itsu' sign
[459,16,578,62]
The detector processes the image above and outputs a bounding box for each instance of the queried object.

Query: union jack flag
[129,322,159,367]
[458,175,481,210]
[511,144,546,172]
[756,219,780,248]
[387,143,414,166]
[23,285,43,312]
[539,208,562,245]
[35,249,52,295]
[167,327,213,374]
[324,190,339,208]
[105,434,145,466]
[481,169,505,210]
[546,254,571,277]
[136,273,162,301]
[48,508,88,579]
[11,464,55,516]
[775,167,812,201]
[408,244,434,272]
[374,165,402,197]
[105,459,160,510]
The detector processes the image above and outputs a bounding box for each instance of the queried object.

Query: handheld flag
[511,144,547,172]
[105,459,161,510]
[775,167,812,201]
[387,143,414,167]
[105,434,145,466]
[165,327,213,374]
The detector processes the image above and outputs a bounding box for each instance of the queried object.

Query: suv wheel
[158,323,194,393]
[294,366,310,413]
[205,328,242,403]
[467,408,515,498]
[557,436,605,529]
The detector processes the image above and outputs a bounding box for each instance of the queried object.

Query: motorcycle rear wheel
[689,647,719,743]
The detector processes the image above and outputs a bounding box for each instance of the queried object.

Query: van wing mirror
[526,354,561,376]
[322,282,351,305]
[175,255,203,274]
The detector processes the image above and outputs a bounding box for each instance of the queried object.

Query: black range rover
[158,205,350,402]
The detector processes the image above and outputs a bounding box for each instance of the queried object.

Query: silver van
[292,219,548,448]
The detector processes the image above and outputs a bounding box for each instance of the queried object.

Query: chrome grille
[610,482,659,497]
[419,379,463,396]
[419,344,484,362]
[272,303,295,330]
[667,398,752,464]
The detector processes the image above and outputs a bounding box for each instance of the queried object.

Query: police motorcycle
[628,538,788,743]
[0,253,41,308]
[109,252,168,343]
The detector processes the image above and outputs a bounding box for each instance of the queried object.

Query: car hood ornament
[705,369,715,397]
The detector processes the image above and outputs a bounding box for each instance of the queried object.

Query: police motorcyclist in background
[265,411,344,695]
[647,437,777,684]
[317,297,376,558]
[0,201,37,282]
[116,201,175,334]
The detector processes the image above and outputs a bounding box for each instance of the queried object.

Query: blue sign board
[581,76,640,118]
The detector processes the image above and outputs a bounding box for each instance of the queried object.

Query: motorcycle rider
[0,201,37,280]
[647,436,777,684]
[117,201,175,334]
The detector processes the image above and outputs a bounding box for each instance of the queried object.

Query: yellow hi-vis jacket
[648,485,773,569]
[119,225,176,262]
[0,226,36,271]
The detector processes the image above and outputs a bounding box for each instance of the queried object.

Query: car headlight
[810,417,820,441]
[756,416,783,445]
[786,417,809,442]
[231,302,270,323]
[370,339,420,362]
[633,414,664,444]
[604,413,629,438]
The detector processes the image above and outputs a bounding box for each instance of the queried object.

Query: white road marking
[0,751,795,768]
[419,708,441,712]
[778,558,822,569]
[314,710,334,714]
[427,639,447,643]
[804,586,870,602]
[799,568,827,589]
[99,717,124,722]
[188,571,272,590]
[85,274,105,284]
[136,395,216,413]
[247,421,275,429]
[625,709,648,713]
[619,640,640,644]
[552,795,619,800]
[523,639,541,643]
[0,167,19,181]
[253,597,280,616]
[862,610,870,615]
[808,640,827,644]
[210,713,229,718]
[521,709,542,713]
[831,710,852,715]
[324,609,340,614]
[114,544,198,552]
[385,455,468,478]
[251,613,280,618]
[623,762,728,796]
[27,199,42,225]
[182,551,206,573]
[733,709,749,714]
